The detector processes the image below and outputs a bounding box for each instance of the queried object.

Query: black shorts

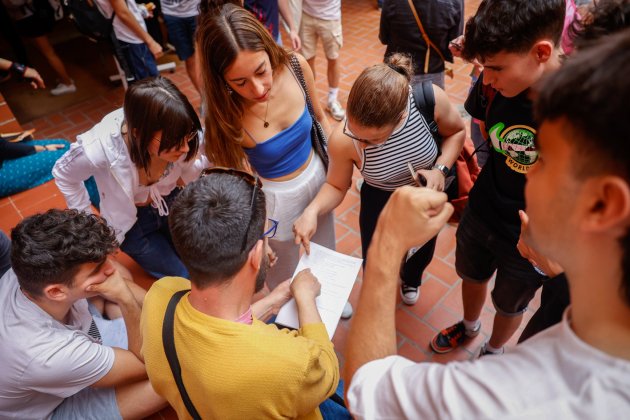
[15,13,55,38]
[455,206,545,316]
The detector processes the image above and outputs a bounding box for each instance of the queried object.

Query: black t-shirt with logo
[464,76,538,243]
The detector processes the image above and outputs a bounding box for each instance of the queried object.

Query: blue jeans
[118,40,159,81]
[319,381,351,419]
[120,189,188,279]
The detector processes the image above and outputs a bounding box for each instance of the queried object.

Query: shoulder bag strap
[162,289,202,420]
[411,81,442,146]
[289,54,317,119]
[405,0,448,74]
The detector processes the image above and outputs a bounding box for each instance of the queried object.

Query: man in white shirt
[0,209,166,419]
[96,0,163,81]
[344,29,630,419]
[299,0,345,121]
[162,0,200,92]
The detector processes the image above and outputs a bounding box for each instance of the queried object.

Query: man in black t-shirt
[430,0,565,356]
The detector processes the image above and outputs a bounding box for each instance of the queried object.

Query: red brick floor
[1,0,540,417]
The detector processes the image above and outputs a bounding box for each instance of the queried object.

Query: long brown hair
[347,53,412,128]
[196,4,289,170]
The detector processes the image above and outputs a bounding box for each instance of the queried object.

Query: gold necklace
[251,99,270,128]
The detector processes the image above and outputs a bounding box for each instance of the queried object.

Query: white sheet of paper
[275,242,362,338]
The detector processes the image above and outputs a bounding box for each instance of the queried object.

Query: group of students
[1,0,630,418]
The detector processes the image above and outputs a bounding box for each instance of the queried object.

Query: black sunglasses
[200,167,268,252]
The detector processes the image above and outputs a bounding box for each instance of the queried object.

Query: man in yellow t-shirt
[141,170,341,419]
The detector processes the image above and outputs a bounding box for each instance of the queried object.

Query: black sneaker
[430,321,480,354]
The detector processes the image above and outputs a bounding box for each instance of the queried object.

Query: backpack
[411,81,481,223]
[63,0,114,43]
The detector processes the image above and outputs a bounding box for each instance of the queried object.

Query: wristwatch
[9,62,26,78]
[432,163,449,177]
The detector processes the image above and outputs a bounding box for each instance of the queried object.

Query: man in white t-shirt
[162,0,200,92]
[299,0,344,121]
[96,0,163,81]
[0,209,166,419]
[343,30,630,419]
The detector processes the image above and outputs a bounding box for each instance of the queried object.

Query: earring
[225,83,233,94]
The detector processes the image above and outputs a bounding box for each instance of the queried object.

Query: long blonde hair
[196,4,289,170]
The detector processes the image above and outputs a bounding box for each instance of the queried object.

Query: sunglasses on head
[199,167,276,251]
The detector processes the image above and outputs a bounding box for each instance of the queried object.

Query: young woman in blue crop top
[294,55,465,306]
[196,4,353,316]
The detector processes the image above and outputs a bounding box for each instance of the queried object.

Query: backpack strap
[162,289,202,420]
[411,81,442,146]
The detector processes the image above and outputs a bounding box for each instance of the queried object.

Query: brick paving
[0,0,541,417]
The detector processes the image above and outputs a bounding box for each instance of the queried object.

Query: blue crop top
[244,105,312,179]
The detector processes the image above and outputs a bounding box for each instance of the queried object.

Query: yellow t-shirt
[141,277,340,419]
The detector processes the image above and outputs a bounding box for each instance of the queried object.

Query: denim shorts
[163,14,197,61]
[455,207,545,316]
[118,40,159,81]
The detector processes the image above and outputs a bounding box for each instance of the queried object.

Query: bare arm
[251,279,292,321]
[0,58,45,89]
[296,53,332,136]
[416,85,466,191]
[344,187,453,389]
[293,126,356,253]
[109,0,162,59]
[278,0,301,51]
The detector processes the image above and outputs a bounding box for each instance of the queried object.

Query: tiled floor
[1,0,540,417]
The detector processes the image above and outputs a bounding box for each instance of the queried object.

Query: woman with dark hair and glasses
[294,54,465,305]
[53,76,205,279]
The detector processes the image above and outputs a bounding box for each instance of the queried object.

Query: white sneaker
[341,301,353,319]
[327,100,346,121]
[400,284,420,305]
[51,80,77,96]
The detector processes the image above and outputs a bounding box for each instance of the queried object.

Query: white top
[53,108,207,243]
[348,310,630,419]
[94,0,147,44]
[161,0,200,18]
[302,0,341,21]
[0,270,115,419]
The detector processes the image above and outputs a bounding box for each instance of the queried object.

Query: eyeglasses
[263,218,279,239]
[199,167,268,252]
[151,131,197,147]
[343,114,406,149]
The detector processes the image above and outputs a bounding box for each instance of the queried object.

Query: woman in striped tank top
[294,54,465,305]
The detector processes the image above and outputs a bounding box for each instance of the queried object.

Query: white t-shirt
[348,310,630,419]
[161,0,199,18]
[302,0,340,21]
[95,0,147,44]
[0,270,115,419]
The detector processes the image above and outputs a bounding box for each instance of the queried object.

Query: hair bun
[385,53,413,81]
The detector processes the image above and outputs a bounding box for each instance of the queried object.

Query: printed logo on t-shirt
[488,122,537,174]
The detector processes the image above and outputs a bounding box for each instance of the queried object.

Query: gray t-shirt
[0,269,115,419]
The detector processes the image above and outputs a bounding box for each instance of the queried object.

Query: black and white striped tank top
[358,91,439,191]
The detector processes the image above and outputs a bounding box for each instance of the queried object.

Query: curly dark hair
[462,0,565,62]
[10,209,119,297]
[571,0,630,50]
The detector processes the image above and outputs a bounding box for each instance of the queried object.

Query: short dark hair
[10,209,118,297]
[535,29,630,306]
[462,0,565,62]
[571,0,630,50]
[124,77,201,173]
[169,173,266,288]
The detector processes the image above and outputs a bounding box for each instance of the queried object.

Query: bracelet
[9,62,27,78]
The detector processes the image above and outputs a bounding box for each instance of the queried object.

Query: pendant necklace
[252,97,270,128]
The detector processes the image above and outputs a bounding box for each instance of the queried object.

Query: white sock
[328,87,339,105]
[463,318,480,335]
[485,343,504,354]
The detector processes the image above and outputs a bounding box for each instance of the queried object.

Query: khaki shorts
[299,13,343,60]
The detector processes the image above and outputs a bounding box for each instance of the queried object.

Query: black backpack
[63,0,114,43]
